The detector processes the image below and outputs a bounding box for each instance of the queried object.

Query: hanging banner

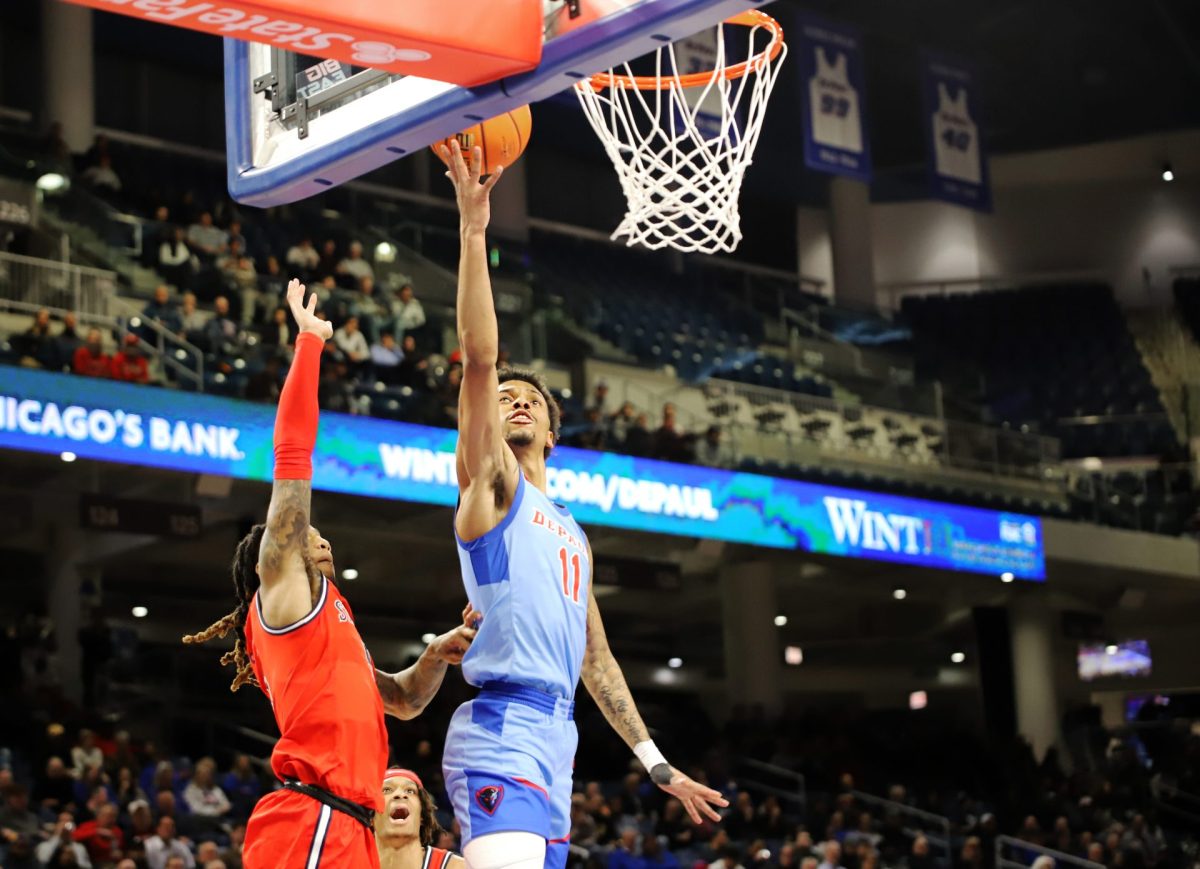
[922,52,991,211]
[798,14,872,182]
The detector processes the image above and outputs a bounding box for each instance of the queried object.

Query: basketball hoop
[574,9,786,254]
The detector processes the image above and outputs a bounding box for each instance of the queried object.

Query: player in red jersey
[376,768,465,869]
[184,279,476,868]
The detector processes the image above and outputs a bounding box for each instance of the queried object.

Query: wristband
[634,740,672,784]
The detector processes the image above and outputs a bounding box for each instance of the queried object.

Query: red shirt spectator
[73,803,125,864]
[111,335,150,383]
[73,329,111,378]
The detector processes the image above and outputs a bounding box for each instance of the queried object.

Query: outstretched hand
[286,278,332,341]
[426,603,483,666]
[655,767,728,824]
[440,139,502,235]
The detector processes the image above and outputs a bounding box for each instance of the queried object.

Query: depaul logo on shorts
[475,785,504,815]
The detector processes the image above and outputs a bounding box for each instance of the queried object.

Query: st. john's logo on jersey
[475,785,503,815]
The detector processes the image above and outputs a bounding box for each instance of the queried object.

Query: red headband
[383,768,423,789]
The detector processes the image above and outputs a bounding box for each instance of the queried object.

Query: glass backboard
[224,0,774,207]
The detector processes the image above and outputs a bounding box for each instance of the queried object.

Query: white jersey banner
[798,14,872,182]
[922,53,991,210]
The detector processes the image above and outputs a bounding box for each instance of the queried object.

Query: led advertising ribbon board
[0,369,1044,579]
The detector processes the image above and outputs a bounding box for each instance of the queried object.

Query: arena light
[36,172,69,193]
[341,568,359,580]
[60,451,77,463]
[784,645,803,666]
[950,651,966,664]
[421,632,437,644]
[131,606,148,618]
[1000,572,1014,583]
[909,690,928,711]
[374,241,397,263]
[1105,643,1119,655]
[773,614,788,627]
[1162,163,1175,183]
[893,587,907,601]
[667,657,683,669]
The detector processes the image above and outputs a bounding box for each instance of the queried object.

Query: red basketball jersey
[424,846,454,869]
[245,576,387,810]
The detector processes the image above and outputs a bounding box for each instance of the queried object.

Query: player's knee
[463,831,546,869]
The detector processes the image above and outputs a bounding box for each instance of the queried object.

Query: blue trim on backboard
[224,0,774,207]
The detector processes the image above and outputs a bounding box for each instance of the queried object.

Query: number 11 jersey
[455,470,590,701]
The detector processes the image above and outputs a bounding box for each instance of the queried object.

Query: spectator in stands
[113,766,147,811]
[82,133,111,169]
[179,293,206,343]
[695,425,730,468]
[1121,815,1161,862]
[435,362,463,424]
[641,834,680,868]
[333,316,371,374]
[80,155,121,194]
[578,408,608,450]
[72,803,124,866]
[165,858,190,869]
[393,283,426,339]
[36,812,92,867]
[195,841,220,865]
[352,276,390,342]
[654,402,689,462]
[187,212,228,264]
[318,358,357,414]
[204,297,240,355]
[711,844,746,869]
[0,783,40,866]
[222,822,245,868]
[337,240,374,284]
[625,413,652,457]
[589,380,610,415]
[219,756,259,822]
[257,255,287,307]
[370,332,404,384]
[217,242,259,326]
[285,237,320,277]
[608,826,641,869]
[144,817,193,869]
[159,226,195,291]
[569,794,598,848]
[957,836,984,869]
[51,314,83,372]
[72,731,104,779]
[34,758,75,814]
[818,841,845,869]
[125,799,155,847]
[143,285,182,335]
[40,121,70,169]
[16,308,55,368]
[110,334,149,383]
[225,220,246,255]
[182,759,230,819]
[395,335,428,390]
[244,356,281,403]
[609,401,637,445]
[257,306,293,360]
[725,791,758,842]
[908,837,934,869]
[656,798,693,853]
[315,239,339,280]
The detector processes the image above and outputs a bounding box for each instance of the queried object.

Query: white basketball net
[574,13,786,254]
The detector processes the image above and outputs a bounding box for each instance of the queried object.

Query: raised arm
[375,604,479,719]
[581,549,728,824]
[441,140,517,519]
[257,279,333,628]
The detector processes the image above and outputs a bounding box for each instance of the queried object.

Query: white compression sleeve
[463,831,546,869]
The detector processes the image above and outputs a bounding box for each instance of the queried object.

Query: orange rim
[587,9,784,92]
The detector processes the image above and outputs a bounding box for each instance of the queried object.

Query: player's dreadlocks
[182,523,266,692]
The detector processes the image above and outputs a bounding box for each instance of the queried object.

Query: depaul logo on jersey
[475,785,503,815]
[823,497,932,556]
[531,510,585,554]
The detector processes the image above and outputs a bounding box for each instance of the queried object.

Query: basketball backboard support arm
[225,0,775,207]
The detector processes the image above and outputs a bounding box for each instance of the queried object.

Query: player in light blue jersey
[438,139,727,869]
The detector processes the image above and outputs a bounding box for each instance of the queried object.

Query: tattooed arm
[581,546,727,825]
[376,605,479,719]
[257,280,332,628]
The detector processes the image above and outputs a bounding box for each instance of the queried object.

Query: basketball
[433,105,532,176]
